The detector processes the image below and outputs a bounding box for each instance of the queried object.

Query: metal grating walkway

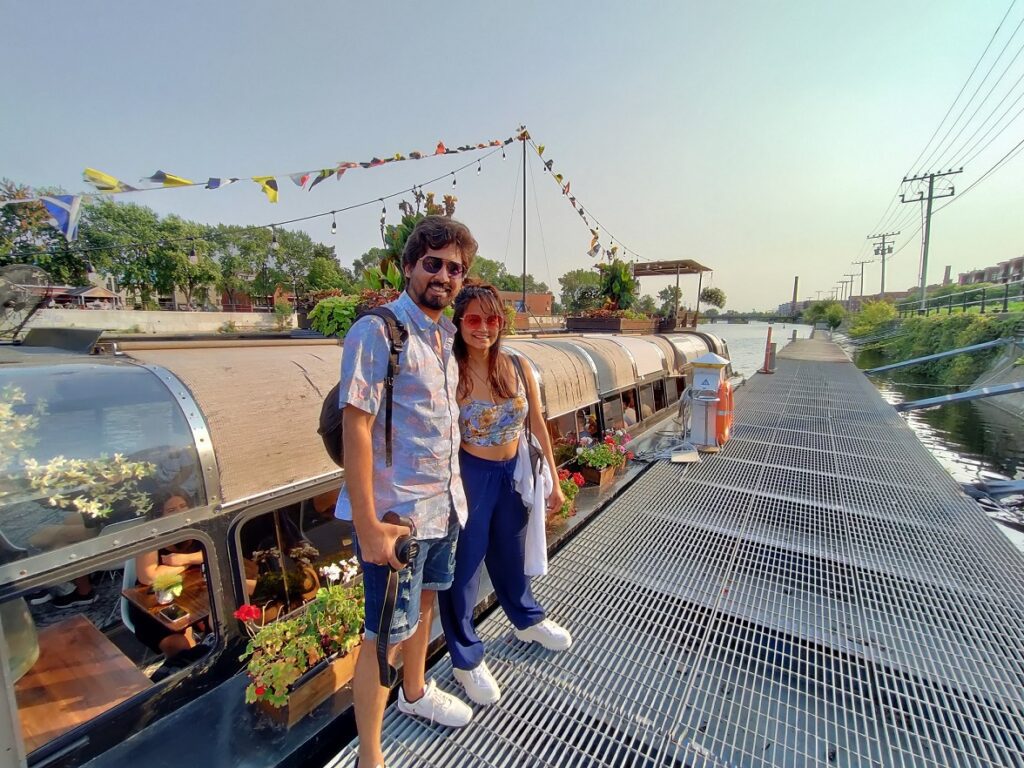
[332,353,1024,767]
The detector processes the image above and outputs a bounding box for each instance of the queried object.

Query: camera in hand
[382,511,418,567]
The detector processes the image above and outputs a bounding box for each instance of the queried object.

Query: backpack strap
[361,307,407,467]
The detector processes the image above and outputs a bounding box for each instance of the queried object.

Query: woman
[437,282,572,706]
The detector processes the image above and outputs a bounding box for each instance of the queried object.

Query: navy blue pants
[438,449,545,670]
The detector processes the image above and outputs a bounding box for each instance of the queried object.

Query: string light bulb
[271,227,279,250]
[189,239,197,264]
[502,146,506,160]
[477,160,481,175]
[331,212,337,235]
[451,172,457,188]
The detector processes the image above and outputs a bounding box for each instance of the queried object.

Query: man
[335,216,476,768]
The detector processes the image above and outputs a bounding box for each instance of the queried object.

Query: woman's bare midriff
[461,436,518,462]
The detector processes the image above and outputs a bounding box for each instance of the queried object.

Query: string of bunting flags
[526,137,645,263]
[2,129,525,243]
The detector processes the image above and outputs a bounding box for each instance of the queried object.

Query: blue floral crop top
[459,376,528,447]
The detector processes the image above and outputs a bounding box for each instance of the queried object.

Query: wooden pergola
[631,259,712,319]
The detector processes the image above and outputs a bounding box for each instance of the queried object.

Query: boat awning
[583,334,667,381]
[631,259,711,277]
[503,339,599,418]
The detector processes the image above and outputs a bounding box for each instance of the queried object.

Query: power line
[905,0,1018,175]
[936,132,1024,212]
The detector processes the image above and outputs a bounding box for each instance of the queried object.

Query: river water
[700,321,1024,547]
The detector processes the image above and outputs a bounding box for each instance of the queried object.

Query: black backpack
[318,307,408,467]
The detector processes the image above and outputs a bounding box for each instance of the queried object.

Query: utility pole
[844,273,858,311]
[867,231,899,297]
[851,259,873,301]
[901,169,961,312]
[815,290,824,301]
[521,135,527,312]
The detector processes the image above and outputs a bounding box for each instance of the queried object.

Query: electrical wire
[935,132,1024,212]
[918,3,1024,173]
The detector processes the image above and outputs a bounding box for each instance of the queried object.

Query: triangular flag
[435,141,447,155]
[544,159,554,172]
[587,243,601,259]
[590,235,599,249]
[536,144,545,156]
[309,169,333,190]
[40,195,83,242]
[83,168,135,192]
[563,181,571,196]
[142,170,193,187]
[517,129,530,141]
[253,176,279,203]
[554,173,564,184]
[569,196,577,208]
[409,151,424,159]
[289,172,311,188]
[335,161,359,180]
[206,177,238,189]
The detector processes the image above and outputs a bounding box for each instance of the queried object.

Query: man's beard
[418,280,453,309]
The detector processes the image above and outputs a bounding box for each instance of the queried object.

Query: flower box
[565,317,659,334]
[575,464,614,488]
[257,645,360,728]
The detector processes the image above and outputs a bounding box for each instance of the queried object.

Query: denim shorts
[355,521,458,645]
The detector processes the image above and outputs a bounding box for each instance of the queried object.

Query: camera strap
[377,569,401,687]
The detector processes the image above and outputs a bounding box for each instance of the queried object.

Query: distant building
[495,290,553,316]
[958,256,1024,285]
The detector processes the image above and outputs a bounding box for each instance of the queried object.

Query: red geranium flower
[557,468,570,481]
[571,472,585,486]
[254,685,266,696]
[234,604,261,622]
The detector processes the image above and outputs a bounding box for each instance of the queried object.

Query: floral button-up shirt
[334,291,466,539]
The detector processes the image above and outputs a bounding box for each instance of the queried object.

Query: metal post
[675,264,681,322]
[948,295,953,314]
[694,269,703,318]
[1003,283,1009,313]
[981,288,987,314]
[962,292,968,314]
[919,175,936,312]
[521,136,527,311]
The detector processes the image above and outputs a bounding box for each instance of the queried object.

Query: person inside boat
[437,281,573,707]
[130,491,208,663]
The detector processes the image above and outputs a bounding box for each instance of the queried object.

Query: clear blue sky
[3,1,1021,310]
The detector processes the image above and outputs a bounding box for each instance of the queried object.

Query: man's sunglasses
[462,313,504,330]
[419,255,466,277]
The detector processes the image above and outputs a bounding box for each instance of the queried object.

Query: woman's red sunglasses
[462,313,504,330]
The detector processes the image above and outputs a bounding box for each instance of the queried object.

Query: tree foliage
[657,285,682,317]
[0,179,87,285]
[558,268,602,313]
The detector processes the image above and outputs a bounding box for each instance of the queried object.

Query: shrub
[308,295,361,338]
[849,300,897,338]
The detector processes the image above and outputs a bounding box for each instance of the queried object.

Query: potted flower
[236,557,364,727]
[604,429,635,473]
[572,436,623,488]
[554,469,585,520]
[151,572,183,605]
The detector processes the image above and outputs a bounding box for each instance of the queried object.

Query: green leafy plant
[236,557,364,708]
[363,261,404,292]
[572,437,623,470]
[219,320,238,334]
[152,572,184,597]
[308,295,361,338]
[699,286,727,309]
[273,299,293,330]
[597,258,639,311]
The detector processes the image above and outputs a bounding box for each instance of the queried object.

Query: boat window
[602,394,625,431]
[639,384,656,421]
[0,364,206,557]
[653,380,667,412]
[547,413,578,467]
[4,536,216,757]
[666,376,685,403]
[235,488,357,624]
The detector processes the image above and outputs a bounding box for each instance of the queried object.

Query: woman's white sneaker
[513,619,573,651]
[453,661,501,705]
[397,680,473,727]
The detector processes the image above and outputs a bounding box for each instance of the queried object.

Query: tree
[157,216,221,308]
[635,294,657,315]
[469,255,506,286]
[657,285,682,317]
[699,286,726,309]
[81,198,167,307]
[307,255,354,292]
[1,179,88,285]
[351,247,389,283]
[558,269,602,313]
[704,307,720,317]
[273,229,317,304]
[802,299,844,326]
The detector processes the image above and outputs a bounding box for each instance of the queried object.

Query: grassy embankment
[849,301,1024,386]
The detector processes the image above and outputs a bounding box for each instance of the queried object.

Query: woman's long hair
[452,281,515,401]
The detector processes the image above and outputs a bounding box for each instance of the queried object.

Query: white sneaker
[514,618,573,651]
[397,679,473,727]
[453,661,501,705]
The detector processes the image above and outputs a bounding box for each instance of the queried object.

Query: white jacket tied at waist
[513,431,553,577]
